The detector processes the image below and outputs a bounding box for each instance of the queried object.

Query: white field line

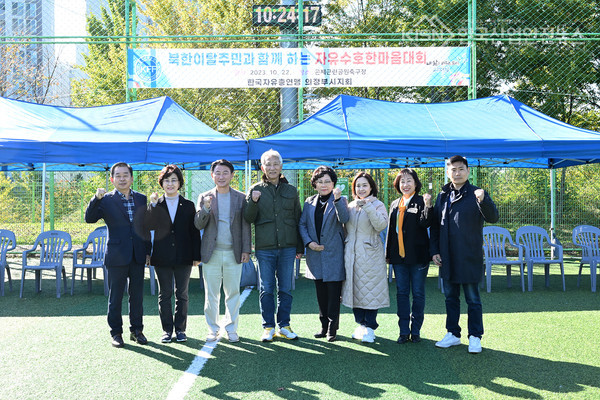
[166,286,253,400]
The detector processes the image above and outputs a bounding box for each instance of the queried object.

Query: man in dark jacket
[244,149,304,342]
[430,155,499,354]
[85,162,151,348]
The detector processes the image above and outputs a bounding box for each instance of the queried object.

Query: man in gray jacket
[244,150,304,342]
[195,159,251,343]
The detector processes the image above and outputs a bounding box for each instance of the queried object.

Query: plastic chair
[515,226,564,292]
[1,229,17,296]
[20,230,72,298]
[572,225,600,292]
[71,226,108,295]
[482,226,525,292]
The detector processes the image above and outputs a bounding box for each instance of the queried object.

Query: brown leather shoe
[111,334,125,348]
[130,330,148,345]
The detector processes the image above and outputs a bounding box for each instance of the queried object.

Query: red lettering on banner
[340,52,352,65]
[365,51,377,65]
[328,52,338,65]
[316,52,327,65]
[378,52,389,64]
[353,52,364,64]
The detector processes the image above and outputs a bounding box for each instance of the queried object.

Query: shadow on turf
[3,268,599,317]
[196,336,600,399]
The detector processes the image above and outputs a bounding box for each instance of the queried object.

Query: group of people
[85,152,498,354]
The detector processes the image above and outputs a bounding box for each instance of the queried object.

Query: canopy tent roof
[0,96,247,171]
[248,94,600,169]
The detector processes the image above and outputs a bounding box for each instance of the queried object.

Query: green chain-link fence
[1,0,599,248]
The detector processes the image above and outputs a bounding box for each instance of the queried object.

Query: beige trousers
[202,249,242,334]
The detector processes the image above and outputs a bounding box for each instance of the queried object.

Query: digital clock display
[252,4,322,27]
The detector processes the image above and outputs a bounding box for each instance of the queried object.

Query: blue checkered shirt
[117,189,135,223]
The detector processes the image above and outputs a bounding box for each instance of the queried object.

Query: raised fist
[203,195,212,210]
[474,189,485,203]
[251,190,262,202]
[423,193,432,207]
[332,187,342,200]
[95,188,106,200]
[149,192,160,204]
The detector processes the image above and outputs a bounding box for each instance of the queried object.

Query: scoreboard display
[252,5,322,27]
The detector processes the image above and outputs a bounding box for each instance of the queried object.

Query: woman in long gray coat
[342,172,389,343]
[299,166,349,342]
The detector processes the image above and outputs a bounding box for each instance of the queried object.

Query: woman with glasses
[299,166,349,342]
[145,164,201,343]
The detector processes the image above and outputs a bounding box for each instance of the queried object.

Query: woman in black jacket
[385,169,432,344]
[145,165,201,343]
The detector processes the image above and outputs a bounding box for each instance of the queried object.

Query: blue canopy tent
[0,95,247,171]
[0,95,248,233]
[248,94,600,169]
[249,94,600,238]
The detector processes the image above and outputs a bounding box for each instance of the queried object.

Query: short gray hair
[261,149,283,165]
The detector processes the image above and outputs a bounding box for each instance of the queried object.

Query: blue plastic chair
[71,226,108,295]
[516,226,564,291]
[20,230,72,298]
[482,226,525,292]
[0,229,17,296]
[572,225,600,292]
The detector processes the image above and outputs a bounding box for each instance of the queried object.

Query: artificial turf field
[1,260,599,400]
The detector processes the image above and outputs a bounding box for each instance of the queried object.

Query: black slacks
[106,262,145,336]
[314,279,343,334]
[155,265,192,334]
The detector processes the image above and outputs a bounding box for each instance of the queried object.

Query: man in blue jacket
[430,155,499,354]
[85,162,151,348]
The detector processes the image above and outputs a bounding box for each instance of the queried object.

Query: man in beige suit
[195,159,251,343]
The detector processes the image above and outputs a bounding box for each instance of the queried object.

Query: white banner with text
[128,47,470,89]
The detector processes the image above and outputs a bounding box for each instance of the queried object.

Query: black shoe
[111,334,125,348]
[161,332,173,343]
[327,331,337,342]
[314,330,327,339]
[397,335,410,344]
[176,331,187,342]
[411,334,421,343]
[130,330,148,345]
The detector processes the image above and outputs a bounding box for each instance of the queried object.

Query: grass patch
[1,261,599,399]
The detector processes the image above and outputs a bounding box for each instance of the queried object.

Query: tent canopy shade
[248,94,600,169]
[0,96,248,171]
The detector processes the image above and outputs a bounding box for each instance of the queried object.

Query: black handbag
[240,256,258,288]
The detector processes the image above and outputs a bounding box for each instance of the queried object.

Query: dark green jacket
[244,178,304,253]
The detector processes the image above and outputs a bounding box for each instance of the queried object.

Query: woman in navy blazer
[145,165,201,343]
[299,166,349,341]
[385,169,433,344]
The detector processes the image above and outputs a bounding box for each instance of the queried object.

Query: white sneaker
[468,336,482,354]
[277,326,299,340]
[351,325,366,340]
[261,328,275,342]
[435,332,461,348]
[206,331,219,342]
[362,327,375,343]
[227,332,240,343]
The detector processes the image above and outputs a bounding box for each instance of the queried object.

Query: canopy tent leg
[40,163,46,233]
